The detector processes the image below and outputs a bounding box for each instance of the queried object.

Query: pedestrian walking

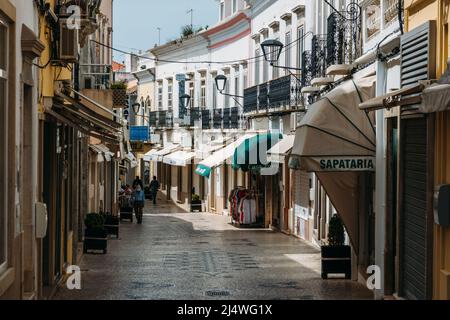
[133,185,145,224]
[149,176,160,205]
[132,176,144,190]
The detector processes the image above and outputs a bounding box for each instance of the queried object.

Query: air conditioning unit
[58,19,79,62]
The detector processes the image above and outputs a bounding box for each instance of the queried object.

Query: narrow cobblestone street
[54,201,372,300]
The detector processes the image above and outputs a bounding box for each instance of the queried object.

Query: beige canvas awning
[420,83,450,113]
[290,76,377,253]
[267,135,295,163]
[291,76,377,172]
[359,83,425,112]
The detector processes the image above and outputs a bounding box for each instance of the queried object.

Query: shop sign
[317,157,375,172]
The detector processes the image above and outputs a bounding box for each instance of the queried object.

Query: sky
[113,0,219,61]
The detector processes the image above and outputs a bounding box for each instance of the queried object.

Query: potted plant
[102,212,120,239]
[321,214,352,279]
[83,213,108,254]
[191,194,202,212]
[111,81,127,108]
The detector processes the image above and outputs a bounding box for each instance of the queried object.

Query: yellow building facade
[405,0,450,300]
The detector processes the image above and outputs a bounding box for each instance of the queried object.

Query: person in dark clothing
[132,176,144,190]
[149,176,160,205]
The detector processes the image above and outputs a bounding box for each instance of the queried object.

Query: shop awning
[163,150,196,167]
[49,91,123,145]
[149,144,180,162]
[89,145,105,163]
[94,144,115,162]
[267,135,295,163]
[359,63,450,113]
[124,152,138,168]
[291,76,377,172]
[232,132,283,172]
[358,83,425,112]
[195,133,257,178]
[195,142,229,160]
[143,149,160,162]
[290,76,377,253]
[420,83,450,113]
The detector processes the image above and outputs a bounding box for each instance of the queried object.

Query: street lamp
[180,94,191,109]
[261,39,284,65]
[215,74,227,94]
[132,102,141,114]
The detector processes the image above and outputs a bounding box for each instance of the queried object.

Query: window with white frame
[273,37,280,79]
[189,82,195,109]
[233,0,238,13]
[200,79,206,108]
[224,74,230,108]
[220,2,225,20]
[297,25,304,70]
[254,49,260,85]
[212,73,218,109]
[167,79,173,109]
[234,73,239,107]
[285,32,291,75]
[243,64,248,89]
[157,81,163,110]
[0,17,8,273]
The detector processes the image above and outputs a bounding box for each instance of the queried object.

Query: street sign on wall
[130,126,149,142]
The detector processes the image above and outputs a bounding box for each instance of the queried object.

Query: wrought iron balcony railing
[230,107,240,129]
[326,11,362,67]
[201,109,211,130]
[301,51,314,87]
[243,86,258,114]
[243,74,303,114]
[311,35,328,79]
[149,111,157,127]
[222,108,231,129]
[213,109,223,129]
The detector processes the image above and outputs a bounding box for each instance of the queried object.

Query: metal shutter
[400,118,428,300]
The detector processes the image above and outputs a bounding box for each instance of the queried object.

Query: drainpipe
[374,59,387,300]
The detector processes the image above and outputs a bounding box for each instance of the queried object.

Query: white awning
[149,144,180,162]
[195,143,228,160]
[95,144,115,162]
[267,135,295,163]
[195,133,257,177]
[163,150,196,167]
[89,145,104,163]
[143,149,160,162]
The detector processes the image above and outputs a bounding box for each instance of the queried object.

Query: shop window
[0,18,8,273]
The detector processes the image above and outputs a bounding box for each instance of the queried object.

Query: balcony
[222,108,231,129]
[385,0,400,26]
[180,108,201,128]
[300,35,330,93]
[365,1,381,40]
[201,109,211,130]
[326,11,362,76]
[213,109,223,129]
[243,74,303,115]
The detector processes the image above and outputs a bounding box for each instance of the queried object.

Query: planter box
[84,228,108,254]
[120,206,133,222]
[191,200,203,212]
[112,89,127,108]
[104,216,120,238]
[321,245,352,279]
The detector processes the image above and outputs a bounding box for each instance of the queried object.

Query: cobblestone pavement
[54,200,373,300]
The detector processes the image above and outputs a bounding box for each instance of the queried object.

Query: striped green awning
[232,133,283,172]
